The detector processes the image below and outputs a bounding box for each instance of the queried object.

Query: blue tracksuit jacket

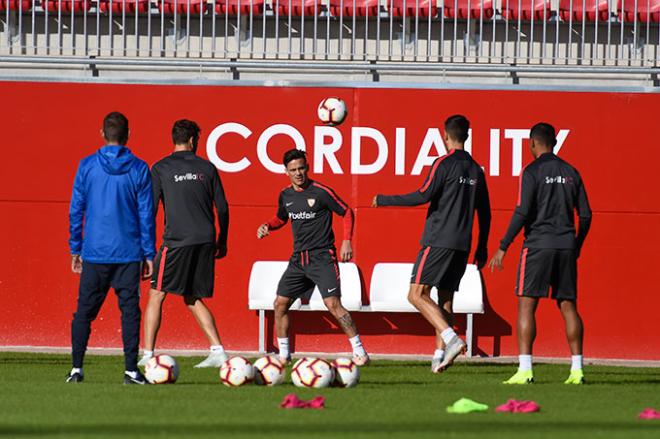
[69,145,156,263]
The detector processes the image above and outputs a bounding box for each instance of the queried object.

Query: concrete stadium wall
[1,79,659,360]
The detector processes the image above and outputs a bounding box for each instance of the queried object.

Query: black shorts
[411,246,468,292]
[516,248,577,301]
[277,248,341,300]
[151,243,215,298]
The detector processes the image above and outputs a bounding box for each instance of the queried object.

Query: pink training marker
[496,399,541,413]
[280,393,326,409]
[280,394,304,409]
[638,408,660,420]
[307,396,326,409]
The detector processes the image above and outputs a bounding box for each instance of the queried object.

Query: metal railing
[1,0,659,66]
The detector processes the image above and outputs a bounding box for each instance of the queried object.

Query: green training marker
[446,398,489,414]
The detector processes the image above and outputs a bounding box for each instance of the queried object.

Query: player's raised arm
[575,175,592,257]
[212,169,230,259]
[375,157,446,207]
[257,192,288,239]
[474,169,492,270]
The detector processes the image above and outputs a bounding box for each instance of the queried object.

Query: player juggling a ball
[256,149,369,366]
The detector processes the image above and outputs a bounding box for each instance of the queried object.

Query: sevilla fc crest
[307,198,316,207]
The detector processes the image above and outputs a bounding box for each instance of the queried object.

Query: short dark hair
[283,149,307,167]
[103,112,129,145]
[444,115,470,143]
[530,122,557,147]
[172,119,201,145]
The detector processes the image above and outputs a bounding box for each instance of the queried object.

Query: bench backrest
[248,261,362,311]
[308,262,362,311]
[248,261,302,310]
[369,263,484,313]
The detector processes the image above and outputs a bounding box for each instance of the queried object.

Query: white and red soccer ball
[291,357,335,388]
[144,355,179,384]
[253,355,286,386]
[331,357,360,388]
[317,97,348,126]
[220,356,255,387]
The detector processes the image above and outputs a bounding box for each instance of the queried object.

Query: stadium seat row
[248,261,484,357]
[2,0,658,22]
[0,0,257,14]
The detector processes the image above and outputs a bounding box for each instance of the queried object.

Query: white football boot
[194,351,229,368]
[436,337,466,372]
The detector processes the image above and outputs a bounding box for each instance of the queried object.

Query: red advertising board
[1,81,658,360]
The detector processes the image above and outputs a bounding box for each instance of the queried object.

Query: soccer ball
[331,357,360,388]
[291,357,335,388]
[317,97,348,126]
[253,356,286,386]
[144,355,179,384]
[220,356,255,387]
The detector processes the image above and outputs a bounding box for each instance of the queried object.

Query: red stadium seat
[275,0,322,16]
[42,0,92,13]
[329,0,380,17]
[618,0,660,22]
[158,0,205,14]
[98,0,151,14]
[559,0,610,21]
[0,0,33,11]
[214,0,264,15]
[443,0,494,19]
[388,0,438,17]
[501,0,552,20]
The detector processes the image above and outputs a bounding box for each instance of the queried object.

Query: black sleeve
[475,169,492,252]
[500,168,536,251]
[575,175,592,253]
[213,169,230,248]
[151,165,163,216]
[276,192,288,222]
[318,185,349,216]
[377,159,445,206]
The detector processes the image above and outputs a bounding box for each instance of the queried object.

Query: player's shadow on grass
[262,269,512,357]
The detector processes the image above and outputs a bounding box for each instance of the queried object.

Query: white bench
[369,263,484,357]
[247,261,484,357]
[248,261,363,353]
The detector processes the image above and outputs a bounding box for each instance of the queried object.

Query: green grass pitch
[1,353,659,438]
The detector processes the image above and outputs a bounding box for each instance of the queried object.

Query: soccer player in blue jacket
[67,112,155,384]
